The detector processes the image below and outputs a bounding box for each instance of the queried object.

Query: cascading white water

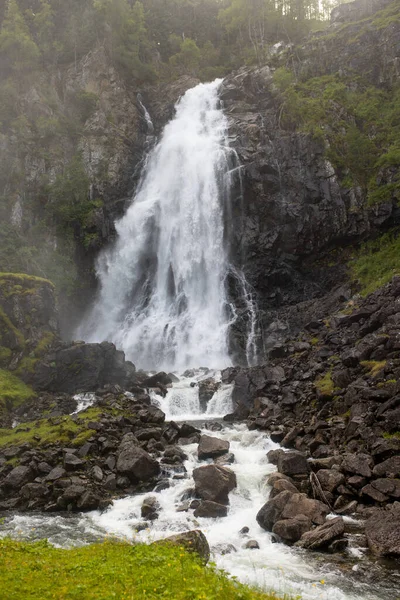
[80,80,243,372]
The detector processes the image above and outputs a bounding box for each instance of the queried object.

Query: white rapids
[79,79,251,371]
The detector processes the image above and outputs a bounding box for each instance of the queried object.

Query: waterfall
[80,79,255,372]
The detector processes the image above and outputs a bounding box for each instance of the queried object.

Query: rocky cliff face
[219,0,400,350]
[2,0,399,361]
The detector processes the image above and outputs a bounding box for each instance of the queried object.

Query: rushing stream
[1,377,399,600]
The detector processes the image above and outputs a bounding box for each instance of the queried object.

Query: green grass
[351,232,400,295]
[0,369,36,415]
[0,539,294,600]
[360,360,387,377]
[314,370,335,396]
[0,272,54,288]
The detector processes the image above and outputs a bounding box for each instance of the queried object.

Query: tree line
[0,0,346,88]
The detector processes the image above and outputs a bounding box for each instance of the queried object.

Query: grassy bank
[351,231,400,295]
[0,539,294,600]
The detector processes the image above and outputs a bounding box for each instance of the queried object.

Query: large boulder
[193,464,237,505]
[316,469,345,493]
[31,341,137,393]
[373,456,400,478]
[277,452,310,477]
[2,466,34,490]
[197,435,229,460]
[297,517,345,550]
[154,530,210,563]
[342,453,373,478]
[256,491,329,532]
[365,508,400,556]
[116,433,160,482]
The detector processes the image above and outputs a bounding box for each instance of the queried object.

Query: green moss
[0,407,119,449]
[360,360,387,377]
[0,306,25,350]
[0,346,12,366]
[0,369,36,415]
[0,539,294,600]
[310,337,319,346]
[34,332,55,357]
[314,370,335,396]
[351,231,400,295]
[0,272,54,289]
[383,431,400,439]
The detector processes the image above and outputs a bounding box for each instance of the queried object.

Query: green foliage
[360,360,387,377]
[314,370,335,396]
[0,347,12,367]
[351,231,400,295]
[72,90,99,123]
[0,369,35,415]
[170,37,201,75]
[0,0,39,75]
[47,155,90,229]
[276,70,400,198]
[0,538,294,600]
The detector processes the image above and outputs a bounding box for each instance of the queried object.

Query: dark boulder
[277,451,310,477]
[193,464,237,505]
[197,435,229,460]
[116,433,160,482]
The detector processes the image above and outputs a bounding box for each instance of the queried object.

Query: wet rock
[245,539,260,549]
[214,452,235,465]
[193,464,237,505]
[269,478,298,499]
[141,496,160,520]
[116,433,160,482]
[77,490,102,511]
[297,517,345,550]
[198,435,229,460]
[142,372,172,388]
[365,508,400,556]
[194,500,228,518]
[214,543,237,555]
[256,491,329,533]
[239,526,250,535]
[154,530,210,563]
[272,516,312,545]
[198,378,220,411]
[267,449,285,465]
